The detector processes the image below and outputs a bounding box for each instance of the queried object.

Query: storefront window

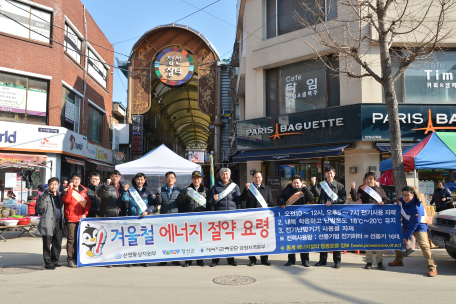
[0,72,48,124]
[62,87,80,132]
[266,57,340,116]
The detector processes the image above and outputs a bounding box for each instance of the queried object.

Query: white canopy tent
[115,144,201,189]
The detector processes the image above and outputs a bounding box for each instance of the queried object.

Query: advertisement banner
[77,204,403,267]
[64,96,75,124]
[87,143,113,164]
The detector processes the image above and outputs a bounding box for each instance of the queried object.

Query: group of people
[36,166,438,277]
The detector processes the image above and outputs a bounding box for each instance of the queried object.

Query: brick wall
[0,0,114,149]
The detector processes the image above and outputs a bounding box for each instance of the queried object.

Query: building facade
[232,0,456,201]
[0,0,114,198]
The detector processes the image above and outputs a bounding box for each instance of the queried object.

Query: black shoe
[53,262,61,267]
[182,263,189,267]
[302,261,310,267]
[45,264,55,270]
[197,262,205,267]
[142,263,149,267]
[229,261,237,266]
[107,265,113,268]
[314,261,327,266]
[377,262,385,270]
[262,261,271,266]
[248,261,256,266]
[127,264,133,267]
[209,262,217,267]
[334,262,341,269]
[157,262,167,266]
[365,263,372,269]
[172,261,182,266]
[284,261,295,266]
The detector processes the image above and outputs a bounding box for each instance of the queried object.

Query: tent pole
[414,170,417,189]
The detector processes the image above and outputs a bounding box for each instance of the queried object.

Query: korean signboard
[87,143,113,164]
[154,48,194,86]
[131,114,143,154]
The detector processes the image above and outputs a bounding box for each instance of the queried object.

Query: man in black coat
[430,180,454,212]
[311,166,347,269]
[208,167,241,267]
[241,170,274,266]
[98,170,125,217]
[86,172,102,218]
[277,175,314,267]
[178,171,209,267]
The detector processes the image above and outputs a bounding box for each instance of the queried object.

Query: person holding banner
[311,167,346,269]
[178,170,209,267]
[156,171,183,266]
[277,175,314,267]
[87,173,102,218]
[350,172,390,270]
[98,170,125,217]
[62,172,92,268]
[388,186,437,277]
[208,167,241,267]
[241,170,274,266]
[122,173,156,217]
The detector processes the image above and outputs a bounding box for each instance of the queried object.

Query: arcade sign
[154,47,194,86]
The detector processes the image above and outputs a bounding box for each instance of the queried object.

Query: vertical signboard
[131,114,143,154]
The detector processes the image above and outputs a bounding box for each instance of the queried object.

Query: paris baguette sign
[236,104,456,150]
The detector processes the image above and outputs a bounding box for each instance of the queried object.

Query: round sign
[154,47,194,86]
[115,151,124,161]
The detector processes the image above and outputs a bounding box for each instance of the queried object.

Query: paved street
[1,231,455,304]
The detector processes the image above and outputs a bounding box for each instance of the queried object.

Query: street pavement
[1,231,456,304]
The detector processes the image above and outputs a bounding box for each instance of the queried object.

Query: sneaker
[67,260,77,268]
[377,262,385,270]
[428,270,437,277]
[365,263,372,269]
[388,261,403,266]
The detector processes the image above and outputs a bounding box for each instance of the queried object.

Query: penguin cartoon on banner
[82,224,107,257]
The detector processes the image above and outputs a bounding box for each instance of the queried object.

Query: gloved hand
[182,188,189,195]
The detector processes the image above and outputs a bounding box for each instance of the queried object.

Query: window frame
[87,103,104,144]
[87,43,109,89]
[63,17,83,65]
[61,85,81,133]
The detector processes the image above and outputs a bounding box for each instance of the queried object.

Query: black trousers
[319,251,341,263]
[212,257,235,264]
[288,253,309,263]
[249,255,269,263]
[42,220,63,266]
[185,260,204,265]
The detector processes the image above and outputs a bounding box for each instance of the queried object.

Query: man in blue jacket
[388,186,437,277]
[208,167,241,267]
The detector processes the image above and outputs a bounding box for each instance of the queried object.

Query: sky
[83,0,238,107]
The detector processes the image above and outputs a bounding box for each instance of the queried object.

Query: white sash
[320,181,339,201]
[216,182,237,202]
[400,204,428,224]
[187,187,206,208]
[360,185,383,202]
[248,183,267,208]
[128,188,148,213]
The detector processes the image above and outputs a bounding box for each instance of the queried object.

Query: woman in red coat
[62,172,91,268]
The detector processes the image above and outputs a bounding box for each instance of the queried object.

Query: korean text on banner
[77,205,403,267]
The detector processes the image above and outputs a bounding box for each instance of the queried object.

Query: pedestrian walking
[277,175,314,267]
[37,177,65,270]
[429,180,454,212]
[311,166,346,269]
[350,172,390,270]
[208,167,241,267]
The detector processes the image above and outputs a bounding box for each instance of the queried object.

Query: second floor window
[0,0,51,43]
[88,104,104,143]
[64,23,82,64]
[0,71,48,124]
[88,49,108,88]
[62,87,80,132]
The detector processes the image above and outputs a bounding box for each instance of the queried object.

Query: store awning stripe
[232,144,349,162]
[375,143,416,152]
[65,157,85,166]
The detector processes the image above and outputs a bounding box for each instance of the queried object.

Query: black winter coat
[350,185,390,204]
[178,183,209,212]
[86,184,102,217]
[311,180,346,204]
[156,185,182,214]
[98,181,125,217]
[430,187,454,211]
[277,184,314,206]
[241,183,274,208]
[208,179,241,210]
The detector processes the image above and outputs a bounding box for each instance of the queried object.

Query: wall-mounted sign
[131,114,143,154]
[154,48,194,86]
[115,151,124,161]
[87,143,113,164]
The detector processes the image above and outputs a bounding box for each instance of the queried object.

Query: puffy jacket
[311,180,346,204]
[277,184,314,206]
[350,185,390,204]
[429,187,454,212]
[97,181,124,217]
[62,185,92,223]
[178,183,209,212]
[400,196,428,240]
[27,201,36,215]
[86,184,102,217]
[121,178,156,216]
[156,185,182,214]
[208,179,241,210]
[241,183,274,208]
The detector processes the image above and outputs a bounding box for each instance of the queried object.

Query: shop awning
[65,157,85,166]
[86,159,115,172]
[375,143,416,152]
[232,144,350,162]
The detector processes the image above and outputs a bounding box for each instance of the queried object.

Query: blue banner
[77,204,403,267]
